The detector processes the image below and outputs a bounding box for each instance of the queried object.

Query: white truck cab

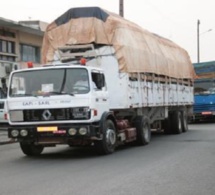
[8,63,109,124]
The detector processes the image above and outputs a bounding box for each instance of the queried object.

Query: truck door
[91,71,109,118]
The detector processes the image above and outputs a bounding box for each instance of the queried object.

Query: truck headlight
[79,127,88,135]
[11,129,19,137]
[72,107,90,119]
[68,128,77,135]
[10,110,24,122]
[20,129,28,137]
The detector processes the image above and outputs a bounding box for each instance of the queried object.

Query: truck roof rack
[57,44,97,62]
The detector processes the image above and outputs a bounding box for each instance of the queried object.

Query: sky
[1,0,215,64]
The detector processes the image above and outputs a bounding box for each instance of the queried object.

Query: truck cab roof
[12,62,103,73]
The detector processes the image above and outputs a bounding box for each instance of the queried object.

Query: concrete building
[0,17,48,97]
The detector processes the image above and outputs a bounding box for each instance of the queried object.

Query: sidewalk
[0,128,16,145]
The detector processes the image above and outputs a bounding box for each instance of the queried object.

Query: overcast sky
[1,0,215,64]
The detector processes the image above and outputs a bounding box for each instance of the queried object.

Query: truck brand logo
[42,109,52,120]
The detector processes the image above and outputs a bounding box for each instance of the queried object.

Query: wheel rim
[106,128,116,146]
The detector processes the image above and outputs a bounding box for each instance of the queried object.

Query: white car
[0,99,8,127]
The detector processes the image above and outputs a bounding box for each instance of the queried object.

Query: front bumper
[192,112,215,121]
[8,123,101,145]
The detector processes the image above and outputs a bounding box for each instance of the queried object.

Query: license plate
[201,111,212,115]
[37,126,58,132]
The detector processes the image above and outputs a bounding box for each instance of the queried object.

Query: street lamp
[197,19,200,63]
[119,0,124,17]
[197,19,213,63]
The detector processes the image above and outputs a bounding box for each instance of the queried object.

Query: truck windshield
[9,68,90,97]
[194,79,215,95]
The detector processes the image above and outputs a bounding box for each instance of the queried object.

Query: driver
[74,73,89,88]
[74,72,97,90]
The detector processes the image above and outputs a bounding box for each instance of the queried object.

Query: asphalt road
[0,123,215,195]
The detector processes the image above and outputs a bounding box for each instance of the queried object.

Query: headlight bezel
[72,107,90,119]
[9,110,24,122]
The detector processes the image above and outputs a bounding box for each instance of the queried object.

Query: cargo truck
[192,61,215,122]
[7,7,195,156]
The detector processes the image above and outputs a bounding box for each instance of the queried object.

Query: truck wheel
[94,119,117,155]
[134,116,151,145]
[181,111,188,132]
[171,111,183,134]
[20,142,44,156]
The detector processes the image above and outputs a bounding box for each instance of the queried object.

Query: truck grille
[23,108,87,122]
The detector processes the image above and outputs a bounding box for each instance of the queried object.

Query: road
[0,123,215,195]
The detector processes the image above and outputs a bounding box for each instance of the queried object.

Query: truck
[6,7,196,156]
[192,61,215,122]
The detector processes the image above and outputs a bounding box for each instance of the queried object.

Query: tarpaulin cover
[42,7,196,79]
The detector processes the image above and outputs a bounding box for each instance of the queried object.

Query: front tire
[94,119,117,155]
[20,142,44,156]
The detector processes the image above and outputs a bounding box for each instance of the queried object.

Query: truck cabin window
[194,79,215,95]
[91,72,105,90]
[9,68,93,97]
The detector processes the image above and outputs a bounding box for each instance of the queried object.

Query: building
[0,17,48,97]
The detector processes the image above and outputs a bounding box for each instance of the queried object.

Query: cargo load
[42,7,195,80]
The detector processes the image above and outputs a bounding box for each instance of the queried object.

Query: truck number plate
[201,111,212,115]
[37,126,58,132]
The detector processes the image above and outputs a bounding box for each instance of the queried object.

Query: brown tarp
[42,7,196,79]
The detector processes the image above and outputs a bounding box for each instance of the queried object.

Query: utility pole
[119,0,124,17]
[197,19,200,63]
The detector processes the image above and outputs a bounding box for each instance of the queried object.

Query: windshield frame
[9,67,90,98]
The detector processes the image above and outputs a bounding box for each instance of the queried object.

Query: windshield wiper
[13,93,38,97]
[48,91,75,96]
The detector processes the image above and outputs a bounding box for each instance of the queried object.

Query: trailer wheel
[20,142,44,156]
[171,111,183,134]
[94,119,117,155]
[134,116,151,145]
[162,118,172,134]
[181,111,189,132]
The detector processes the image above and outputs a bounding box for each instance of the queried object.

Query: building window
[20,44,40,63]
[0,55,15,62]
[0,39,15,54]
[0,29,15,38]
[0,39,16,62]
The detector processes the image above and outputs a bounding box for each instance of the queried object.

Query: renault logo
[42,109,52,120]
